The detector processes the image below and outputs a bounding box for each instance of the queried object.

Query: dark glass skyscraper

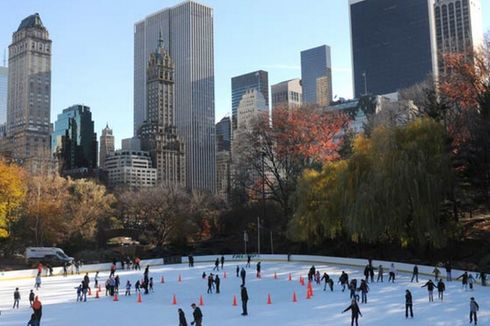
[216,116,231,152]
[350,0,436,98]
[301,45,332,105]
[231,70,268,130]
[52,105,97,175]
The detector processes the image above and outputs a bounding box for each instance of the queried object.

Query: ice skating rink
[0,261,488,325]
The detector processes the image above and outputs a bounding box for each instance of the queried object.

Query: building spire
[158,30,164,49]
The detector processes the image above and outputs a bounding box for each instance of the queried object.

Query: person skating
[202,272,206,280]
[220,256,224,270]
[190,303,203,326]
[388,263,396,283]
[256,261,261,278]
[342,298,362,326]
[32,296,42,326]
[308,265,316,282]
[188,254,194,268]
[368,264,374,283]
[339,271,349,292]
[29,290,35,307]
[214,275,220,294]
[207,274,214,294]
[125,280,131,296]
[321,272,330,291]
[433,266,440,281]
[236,265,240,278]
[109,262,116,278]
[74,260,80,275]
[363,265,369,282]
[114,275,120,294]
[34,274,41,290]
[27,313,38,326]
[412,264,421,282]
[94,271,99,288]
[135,279,141,293]
[143,265,150,294]
[349,279,357,299]
[480,271,487,286]
[315,270,321,285]
[405,289,413,319]
[83,273,90,288]
[134,257,141,270]
[213,258,219,271]
[81,279,89,302]
[13,287,20,309]
[437,279,445,301]
[178,308,188,326]
[469,297,479,325]
[445,261,452,281]
[240,267,246,286]
[75,283,82,302]
[377,265,383,282]
[457,271,468,290]
[37,263,43,276]
[246,255,251,268]
[358,280,369,304]
[468,273,475,290]
[149,277,154,292]
[241,285,248,316]
[105,279,110,296]
[421,279,436,302]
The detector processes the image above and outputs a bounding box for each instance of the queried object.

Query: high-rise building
[99,123,114,170]
[231,70,269,130]
[215,116,231,200]
[316,76,333,107]
[0,66,7,125]
[134,1,215,192]
[6,13,52,167]
[434,0,483,74]
[236,89,269,131]
[271,78,302,111]
[121,137,140,151]
[349,0,482,98]
[216,116,231,152]
[51,105,97,176]
[105,150,157,190]
[301,45,332,105]
[139,36,186,187]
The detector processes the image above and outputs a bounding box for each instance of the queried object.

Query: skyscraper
[51,105,97,176]
[215,116,231,200]
[134,1,215,192]
[139,36,186,187]
[99,123,115,170]
[0,66,7,125]
[231,70,269,130]
[6,13,52,166]
[301,45,332,105]
[216,116,231,152]
[271,78,302,111]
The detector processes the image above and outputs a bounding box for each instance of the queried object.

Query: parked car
[25,247,74,266]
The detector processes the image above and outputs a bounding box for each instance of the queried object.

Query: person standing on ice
[220,256,225,270]
[213,258,219,271]
[207,274,214,294]
[149,277,154,292]
[236,265,240,277]
[83,273,90,288]
[246,255,251,268]
[94,271,99,288]
[109,262,116,278]
[240,267,246,286]
[480,271,486,286]
[457,271,468,290]
[321,272,330,291]
[469,297,479,325]
[125,280,132,296]
[13,287,20,309]
[388,263,396,283]
[75,283,82,302]
[342,298,362,326]
[445,261,452,281]
[368,263,374,283]
[32,296,42,326]
[34,274,41,290]
[358,280,369,304]
[421,279,436,302]
[256,261,261,278]
[468,273,475,290]
[143,265,150,294]
[178,308,188,326]
[363,265,369,282]
[437,279,445,301]
[190,303,203,326]
[339,271,349,292]
[29,289,35,306]
[433,266,440,281]
[405,289,413,319]
[377,265,383,282]
[63,262,68,277]
[410,265,418,283]
[240,285,249,316]
[214,275,221,294]
[135,279,141,293]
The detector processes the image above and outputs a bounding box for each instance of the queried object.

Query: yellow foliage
[0,159,27,238]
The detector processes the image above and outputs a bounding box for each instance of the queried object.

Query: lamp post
[257,216,260,255]
[244,230,248,254]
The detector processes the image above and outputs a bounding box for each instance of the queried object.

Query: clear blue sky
[1,0,489,147]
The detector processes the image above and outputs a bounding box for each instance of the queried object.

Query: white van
[25,247,74,266]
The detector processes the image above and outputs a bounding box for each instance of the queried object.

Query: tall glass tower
[134,1,215,192]
[301,45,332,105]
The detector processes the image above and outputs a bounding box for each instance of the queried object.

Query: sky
[0,0,489,148]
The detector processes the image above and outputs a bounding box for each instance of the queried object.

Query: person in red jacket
[32,296,42,325]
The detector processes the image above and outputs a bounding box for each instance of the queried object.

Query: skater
[214,275,220,294]
[321,272,330,291]
[188,254,194,268]
[339,271,349,292]
[125,280,131,296]
[134,257,141,270]
[377,265,383,282]
[411,265,418,282]
[29,289,35,306]
[202,272,206,279]
[135,279,141,293]
[27,313,38,326]
[74,260,80,274]
[94,271,99,288]
[190,303,203,326]
[437,279,445,301]
[388,263,396,283]
[246,255,251,268]
[115,275,120,294]
[240,267,246,286]
[433,266,440,281]
[75,283,83,302]
[457,271,468,290]
[359,280,369,304]
[236,265,240,277]
[469,297,479,325]
[83,273,90,288]
[35,274,41,290]
[468,274,475,290]
[363,265,369,282]
[368,264,374,283]
[144,265,150,294]
[105,279,110,296]
[308,265,316,282]
[81,279,89,302]
[480,271,486,286]
[207,274,214,293]
[149,277,154,292]
[241,285,248,316]
[178,308,188,326]
[342,298,362,326]
[421,279,436,302]
[445,261,452,281]
[110,262,116,277]
[220,255,225,270]
[315,270,321,285]
[405,289,413,318]
[13,287,20,309]
[213,258,219,271]
[349,279,357,299]
[37,263,43,276]
[32,296,42,325]
[256,261,261,278]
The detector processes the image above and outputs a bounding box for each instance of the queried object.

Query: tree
[0,159,26,239]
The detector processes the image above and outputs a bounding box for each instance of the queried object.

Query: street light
[243,230,248,255]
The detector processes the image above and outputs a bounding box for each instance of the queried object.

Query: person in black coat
[236,265,240,277]
[437,279,446,301]
[411,265,419,283]
[220,256,224,270]
[240,285,249,316]
[190,303,203,326]
[240,267,246,286]
[213,258,219,271]
[342,298,362,326]
[256,262,261,278]
[214,275,220,294]
[339,271,349,292]
[405,289,413,318]
[207,274,214,294]
[422,280,436,302]
[363,265,369,282]
[178,308,188,326]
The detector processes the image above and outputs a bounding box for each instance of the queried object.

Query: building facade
[301,45,332,105]
[271,78,302,111]
[139,36,186,187]
[99,124,114,170]
[316,75,333,107]
[51,105,97,176]
[105,150,157,190]
[6,13,52,168]
[216,116,231,152]
[231,70,269,131]
[0,66,7,125]
[215,116,231,199]
[134,1,215,192]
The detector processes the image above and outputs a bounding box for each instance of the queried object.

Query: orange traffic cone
[288,273,292,281]
[299,276,304,285]
[113,293,119,302]
[199,295,204,306]
[172,294,177,305]
[88,288,92,296]
[267,293,272,304]
[161,276,165,284]
[306,289,311,299]
[292,291,297,302]
[178,274,182,282]
[95,290,100,299]
[274,272,278,279]
[137,293,142,303]
[232,295,237,306]
[224,271,227,279]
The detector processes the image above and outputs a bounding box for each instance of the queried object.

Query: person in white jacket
[388,263,397,283]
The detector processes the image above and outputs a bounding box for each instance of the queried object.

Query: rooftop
[17,13,45,32]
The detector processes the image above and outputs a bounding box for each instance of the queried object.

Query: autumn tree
[0,159,27,239]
